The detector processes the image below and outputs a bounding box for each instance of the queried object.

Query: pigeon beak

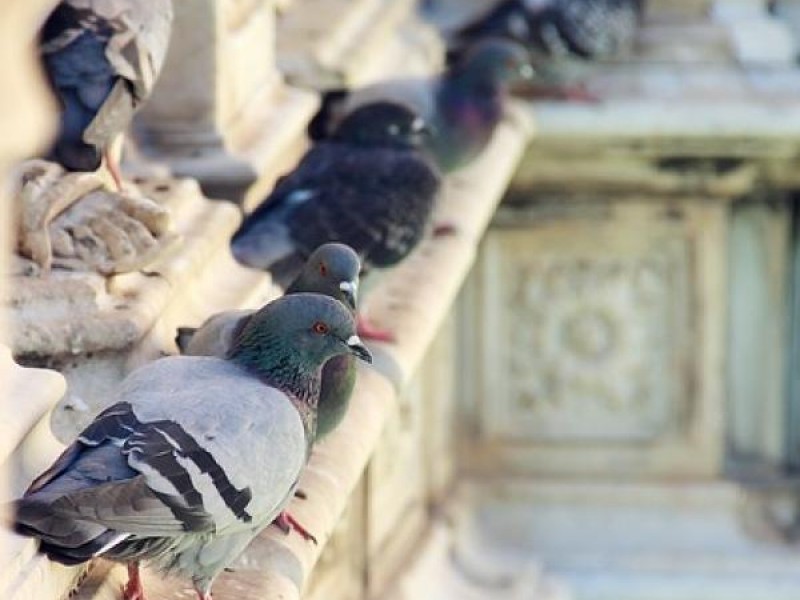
[339,280,359,310]
[346,335,372,364]
[518,63,535,81]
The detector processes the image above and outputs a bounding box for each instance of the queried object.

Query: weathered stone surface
[461,199,726,478]
[453,477,800,600]
[278,0,441,88]
[9,178,231,362]
[12,162,177,275]
[134,0,318,206]
[0,347,87,600]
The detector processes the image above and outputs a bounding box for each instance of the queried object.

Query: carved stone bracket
[463,199,727,478]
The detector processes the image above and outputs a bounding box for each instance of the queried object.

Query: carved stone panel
[466,199,727,477]
[485,230,689,443]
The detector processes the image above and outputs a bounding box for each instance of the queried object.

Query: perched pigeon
[448,0,641,99]
[308,39,533,172]
[232,102,442,287]
[176,243,362,442]
[13,293,371,600]
[39,0,174,189]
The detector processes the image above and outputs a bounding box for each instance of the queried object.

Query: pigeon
[447,0,642,100]
[232,102,442,287]
[176,243,362,442]
[39,0,174,189]
[308,39,534,172]
[13,293,372,600]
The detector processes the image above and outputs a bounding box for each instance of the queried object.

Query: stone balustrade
[5,1,800,600]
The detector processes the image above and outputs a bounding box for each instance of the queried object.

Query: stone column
[134,0,318,207]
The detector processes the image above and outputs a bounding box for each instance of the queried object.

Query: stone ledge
[520,71,800,194]
[70,109,532,600]
[10,178,242,362]
[277,0,439,88]
[451,477,800,600]
[0,348,86,600]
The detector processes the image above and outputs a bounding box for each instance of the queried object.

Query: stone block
[462,199,728,478]
[277,0,441,88]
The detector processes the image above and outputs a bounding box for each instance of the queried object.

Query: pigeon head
[228,293,371,398]
[452,39,535,89]
[333,102,432,149]
[287,243,362,311]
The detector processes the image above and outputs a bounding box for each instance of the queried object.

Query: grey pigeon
[176,243,362,442]
[39,0,173,188]
[13,293,371,600]
[447,0,641,100]
[231,102,442,292]
[308,39,533,172]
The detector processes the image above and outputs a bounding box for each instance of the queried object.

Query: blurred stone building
[3,1,800,599]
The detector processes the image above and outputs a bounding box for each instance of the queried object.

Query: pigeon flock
[12,1,640,599]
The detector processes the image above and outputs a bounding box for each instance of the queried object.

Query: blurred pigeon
[232,102,441,289]
[309,39,533,172]
[448,0,641,99]
[176,243,362,441]
[39,0,174,189]
[13,293,371,600]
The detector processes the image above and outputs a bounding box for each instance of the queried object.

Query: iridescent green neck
[227,326,321,408]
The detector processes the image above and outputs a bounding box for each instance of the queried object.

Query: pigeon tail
[307,88,350,141]
[175,327,198,353]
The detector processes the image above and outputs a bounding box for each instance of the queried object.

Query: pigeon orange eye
[319,263,328,276]
[312,322,329,335]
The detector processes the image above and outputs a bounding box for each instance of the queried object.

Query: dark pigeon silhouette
[39,0,173,188]
[231,102,442,287]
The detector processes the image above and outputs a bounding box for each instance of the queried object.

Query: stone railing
[6,1,800,600]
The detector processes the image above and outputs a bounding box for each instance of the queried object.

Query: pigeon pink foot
[104,148,125,191]
[121,563,146,600]
[356,314,395,343]
[433,222,458,237]
[194,590,212,600]
[274,511,318,544]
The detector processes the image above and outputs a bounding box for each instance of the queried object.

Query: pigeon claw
[514,81,601,104]
[356,315,395,343]
[274,511,318,545]
[121,563,146,600]
[433,222,457,237]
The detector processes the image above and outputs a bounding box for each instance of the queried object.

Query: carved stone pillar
[0,2,81,598]
[134,0,318,208]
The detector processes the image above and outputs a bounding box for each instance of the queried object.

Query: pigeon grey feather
[39,0,173,185]
[177,243,362,442]
[14,293,371,600]
[308,39,533,172]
